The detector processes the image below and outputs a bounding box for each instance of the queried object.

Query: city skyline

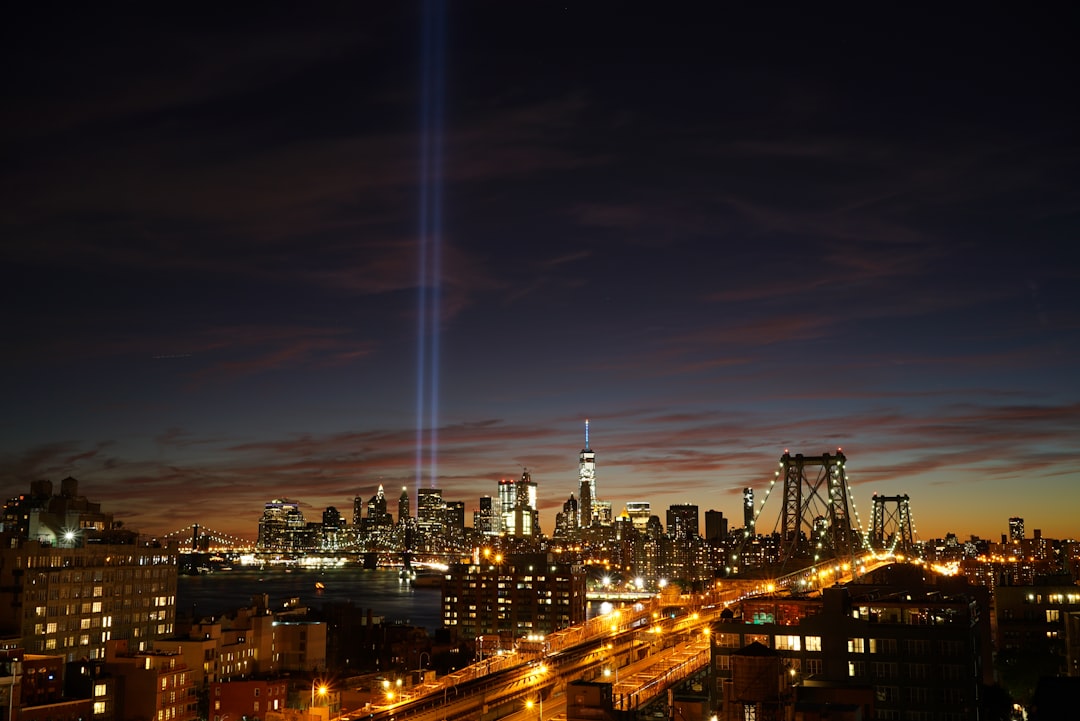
[2,5,1078,541]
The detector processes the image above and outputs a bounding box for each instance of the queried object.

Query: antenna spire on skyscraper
[585,418,590,450]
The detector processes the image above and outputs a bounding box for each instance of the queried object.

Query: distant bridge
[159,524,256,550]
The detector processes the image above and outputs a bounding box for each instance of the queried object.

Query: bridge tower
[778,451,855,564]
[869,494,915,555]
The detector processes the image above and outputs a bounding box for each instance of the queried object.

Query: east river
[176,566,444,631]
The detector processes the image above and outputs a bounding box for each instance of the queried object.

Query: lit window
[775,635,801,651]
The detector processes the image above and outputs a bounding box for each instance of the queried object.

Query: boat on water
[410,572,441,588]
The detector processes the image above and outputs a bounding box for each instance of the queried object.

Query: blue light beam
[416,0,446,494]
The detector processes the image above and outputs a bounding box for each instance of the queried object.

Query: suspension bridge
[732,449,925,584]
[158,524,256,551]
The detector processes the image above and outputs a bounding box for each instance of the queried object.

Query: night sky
[3,4,1078,542]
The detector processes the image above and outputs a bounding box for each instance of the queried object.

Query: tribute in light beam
[415,0,446,495]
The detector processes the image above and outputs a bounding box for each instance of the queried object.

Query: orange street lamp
[311,680,328,708]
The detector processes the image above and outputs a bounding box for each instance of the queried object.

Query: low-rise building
[209,677,290,721]
[103,639,197,721]
[164,598,327,689]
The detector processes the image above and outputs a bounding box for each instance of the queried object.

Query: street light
[383,677,402,704]
[381,678,392,703]
[525,697,542,720]
[311,680,328,708]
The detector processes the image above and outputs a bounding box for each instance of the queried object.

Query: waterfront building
[257,499,316,553]
[710,568,992,721]
[441,552,586,643]
[474,495,499,536]
[416,488,445,534]
[321,506,343,550]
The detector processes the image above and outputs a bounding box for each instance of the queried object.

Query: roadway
[345,588,736,721]
[339,551,917,721]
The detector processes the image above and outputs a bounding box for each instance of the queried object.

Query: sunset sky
[3,4,1078,542]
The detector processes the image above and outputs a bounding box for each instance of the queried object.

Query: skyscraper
[257,499,314,551]
[366,484,393,529]
[352,493,364,527]
[743,488,755,534]
[417,488,444,533]
[500,470,539,537]
[666,504,700,541]
[474,495,499,536]
[554,494,579,538]
[578,419,596,528]
[1008,517,1025,542]
[398,486,410,525]
[444,500,466,531]
[705,509,728,542]
[625,501,652,531]
[322,506,343,549]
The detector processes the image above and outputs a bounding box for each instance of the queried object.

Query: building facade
[209,678,289,721]
[711,575,992,721]
[0,538,179,663]
[103,640,197,721]
[256,499,316,553]
[441,553,586,642]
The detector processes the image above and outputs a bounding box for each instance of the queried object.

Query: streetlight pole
[418,651,431,674]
